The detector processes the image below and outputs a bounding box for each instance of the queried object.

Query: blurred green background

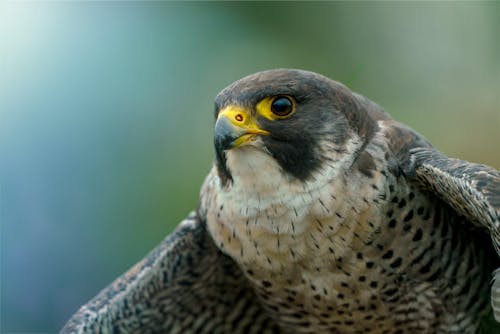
[0,2,498,332]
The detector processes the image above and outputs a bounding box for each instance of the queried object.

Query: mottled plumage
[61,213,280,334]
[61,69,500,334]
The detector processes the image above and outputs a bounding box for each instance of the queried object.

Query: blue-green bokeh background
[1,2,499,332]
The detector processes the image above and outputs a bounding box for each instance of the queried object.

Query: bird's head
[213,69,381,188]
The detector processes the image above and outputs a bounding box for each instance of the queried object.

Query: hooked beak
[214,106,269,152]
[214,105,269,186]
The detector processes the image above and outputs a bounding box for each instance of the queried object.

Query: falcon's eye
[256,95,296,120]
[270,96,294,117]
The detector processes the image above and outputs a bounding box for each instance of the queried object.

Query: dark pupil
[271,97,292,116]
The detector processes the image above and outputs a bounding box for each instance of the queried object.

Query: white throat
[203,135,370,269]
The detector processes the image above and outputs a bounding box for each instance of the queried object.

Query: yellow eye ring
[256,95,296,120]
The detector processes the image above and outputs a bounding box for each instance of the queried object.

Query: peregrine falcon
[61,69,500,334]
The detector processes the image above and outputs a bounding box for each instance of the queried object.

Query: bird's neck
[204,156,386,275]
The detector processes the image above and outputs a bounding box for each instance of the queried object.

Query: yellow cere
[217,105,270,148]
[218,105,251,126]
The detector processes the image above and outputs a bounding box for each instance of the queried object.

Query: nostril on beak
[235,114,243,122]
